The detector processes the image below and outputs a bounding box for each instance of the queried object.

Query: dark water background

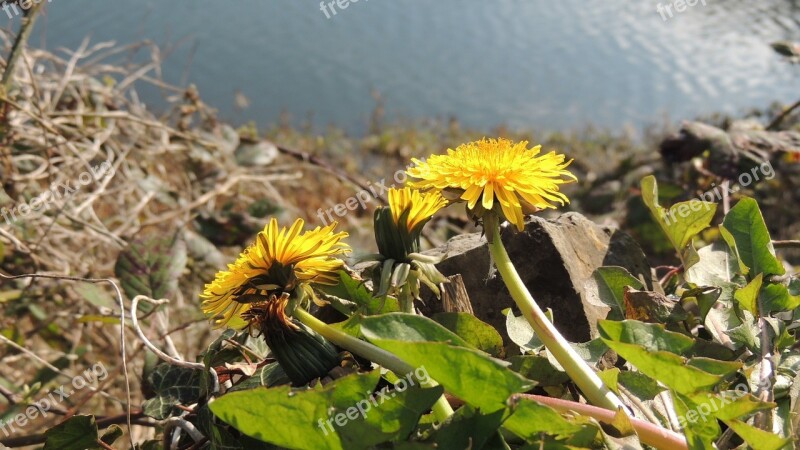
[13,0,800,134]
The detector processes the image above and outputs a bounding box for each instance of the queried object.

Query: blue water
[13,0,800,133]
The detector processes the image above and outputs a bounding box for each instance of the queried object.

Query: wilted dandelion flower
[201,218,350,329]
[407,138,577,231]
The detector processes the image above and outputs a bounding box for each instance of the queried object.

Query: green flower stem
[293,308,455,421]
[485,215,626,412]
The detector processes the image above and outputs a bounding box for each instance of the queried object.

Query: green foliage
[42,415,109,450]
[35,176,799,449]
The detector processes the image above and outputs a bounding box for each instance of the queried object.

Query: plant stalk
[293,308,455,421]
[516,394,687,450]
[485,215,626,412]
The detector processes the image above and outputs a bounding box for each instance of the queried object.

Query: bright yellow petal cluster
[201,218,349,329]
[388,187,448,234]
[407,138,577,231]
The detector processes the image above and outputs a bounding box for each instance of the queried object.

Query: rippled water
[22,0,800,133]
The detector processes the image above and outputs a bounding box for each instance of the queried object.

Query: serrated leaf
[142,364,203,420]
[43,415,101,450]
[115,233,187,310]
[432,312,504,357]
[720,197,784,278]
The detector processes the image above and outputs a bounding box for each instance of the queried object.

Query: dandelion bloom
[407,138,577,231]
[201,218,349,328]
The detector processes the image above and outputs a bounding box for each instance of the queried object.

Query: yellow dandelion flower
[388,187,448,236]
[407,138,577,231]
[201,218,349,329]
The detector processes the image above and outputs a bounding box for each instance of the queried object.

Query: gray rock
[419,213,653,343]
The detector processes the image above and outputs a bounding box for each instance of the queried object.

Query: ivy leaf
[229,362,290,392]
[142,364,203,420]
[720,197,784,278]
[43,415,101,450]
[115,232,186,311]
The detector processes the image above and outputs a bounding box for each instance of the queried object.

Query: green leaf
[0,290,22,303]
[504,308,542,352]
[599,321,725,395]
[432,312,504,357]
[210,371,381,450]
[724,419,790,450]
[734,273,762,315]
[759,283,800,314]
[114,233,187,310]
[99,425,123,446]
[365,337,534,413]
[598,320,695,354]
[640,175,716,266]
[74,284,116,310]
[586,266,644,321]
[359,313,471,347]
[43,415,101,450]
[685,241,741,303]
[685,357,741,378]
[508,355,569,386]
[320,270,398,314]
[424,406,508,450]
[338,385,443,448]
[617,371,665,400]
[720,197,784,278]
[597,368,621,395]
[672,391,720,450]
[504,396,594,441]
[142,364,202,420]
[229,362,290,392]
